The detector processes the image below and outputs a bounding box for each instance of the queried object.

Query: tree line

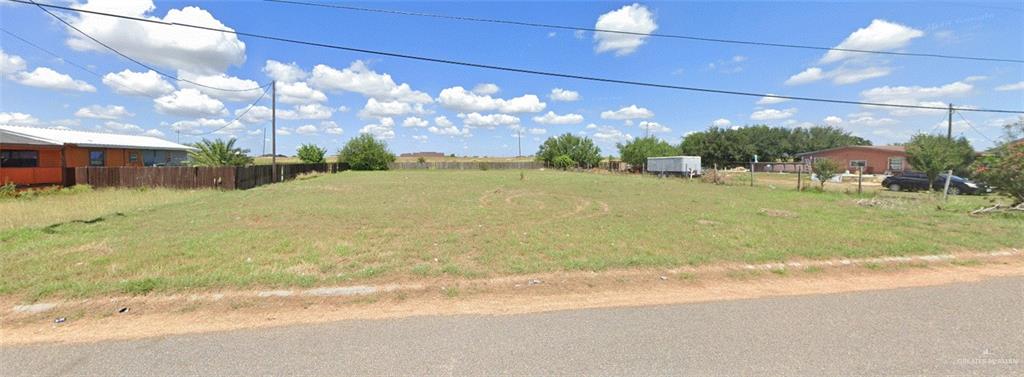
[535,125,871,168]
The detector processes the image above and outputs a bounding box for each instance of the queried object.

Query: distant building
[1,125,195,186]
[400,152,446,158]
[796,145,910,175]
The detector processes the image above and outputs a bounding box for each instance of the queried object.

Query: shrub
[972,142,1024,205]
[905,134,975,190]
[296,144,327,164]
[811,158,839,190]
[536,133,602,168]
[189,138,253,166]
[417,157,427,164]
[0,182,16,198]
[338,134,396,171]
[553,155,574,170]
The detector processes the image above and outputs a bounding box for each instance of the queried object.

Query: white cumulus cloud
[1,49,27,75]
[262,60,307,83]
[154,88,227,117]
[12,67,95,92]
[402,117,429,128]
[437,86,546,113]
[532,111,584,125]
[461,112,520,129]
[712,118,731,127]
[472,83,500,95]
[995,81,1024,91]
[820,19,924,64]
[750,108,797,121]
[75,105,134,120]
[600,105,654,120]
[549,88,580,102]
[102,69,174,96]
[310,60,431,103]
[593,3,658,56]
[66,0,247,74]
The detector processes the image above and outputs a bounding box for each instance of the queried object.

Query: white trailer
[647,156,702,176]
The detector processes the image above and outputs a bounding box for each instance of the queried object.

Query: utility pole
[947,103,953,140]
[271,80,277,182]
[517,127,522,158]
[942,103,954,200]
[262,126,267,156]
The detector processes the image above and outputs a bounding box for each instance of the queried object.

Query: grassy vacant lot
[252,155,534,165]
[2,170,1021,300]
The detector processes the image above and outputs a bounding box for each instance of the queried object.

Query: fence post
[749,162,754,187]
[857,168,863,195]
[797,164,802,191]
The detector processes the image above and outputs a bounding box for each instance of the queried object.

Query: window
[849,160,867,168]
[129,152,138,163]
[888,157,903,171]
[89,150,105,166]
[0,150,39,167]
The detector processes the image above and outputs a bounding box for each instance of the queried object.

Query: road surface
[3,277,1022,375]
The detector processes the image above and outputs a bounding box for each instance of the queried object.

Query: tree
[296,144,327,164]
[617,137,678,166]
[536,133,602,168]
[189,138,253,167]
[905,134,975,190]
[338,134,396,170]
[811,158,839,190]
[679,125,869,167]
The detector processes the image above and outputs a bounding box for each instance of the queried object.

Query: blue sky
[1,1,1022,156]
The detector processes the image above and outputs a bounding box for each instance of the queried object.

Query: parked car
[881,172,991,195]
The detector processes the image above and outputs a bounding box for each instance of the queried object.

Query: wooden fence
[68,163,349,190]
[389,161,545,170]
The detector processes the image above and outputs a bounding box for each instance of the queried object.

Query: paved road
[3,277,1022,376]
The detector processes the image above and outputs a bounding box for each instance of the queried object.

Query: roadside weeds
[1,250,1021,346]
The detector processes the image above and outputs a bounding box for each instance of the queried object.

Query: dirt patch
[2,254,1021,346]
[758,208,798,218]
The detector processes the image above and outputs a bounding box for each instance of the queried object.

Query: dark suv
[881,172,990,195]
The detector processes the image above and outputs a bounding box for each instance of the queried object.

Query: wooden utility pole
[947,103,953,140]
[517,127,522,158]
[942,103,954,200]
[271,80,277,182]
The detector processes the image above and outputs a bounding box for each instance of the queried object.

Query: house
[1,125,195,186]
[795,145,910,175]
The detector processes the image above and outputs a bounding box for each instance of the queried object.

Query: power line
[27,0,269,93]
[264,0,1024,64]
[2,27,155,98]
[955,110,998,144]
[11,0,1024,115]
[187,84,272,137]
[2,26,267,139]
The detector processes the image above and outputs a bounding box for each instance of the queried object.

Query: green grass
[2,170,1021,300]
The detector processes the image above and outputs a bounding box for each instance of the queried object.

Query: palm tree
[188,138,253,166]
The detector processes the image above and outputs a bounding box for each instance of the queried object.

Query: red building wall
[802,147,910,174]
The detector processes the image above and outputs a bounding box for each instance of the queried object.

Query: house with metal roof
[1,125,195,186]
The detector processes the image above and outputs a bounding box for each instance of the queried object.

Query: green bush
[338,134,396,171]
[553,155,574,170]
[972,142,1024,205]
[296,143,327,164]
[0,182,16,199]
[811,158,839,190]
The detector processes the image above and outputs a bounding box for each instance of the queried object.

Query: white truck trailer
[647,156,702,177]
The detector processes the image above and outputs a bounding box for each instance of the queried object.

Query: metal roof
[0,125,196,151]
